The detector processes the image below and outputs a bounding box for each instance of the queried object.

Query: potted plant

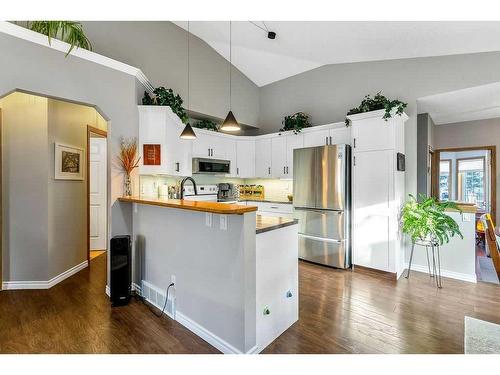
[280,112,311,134]
[193,119,219,132]
[345,92,407,127]
[118,137,141,197]
[401,194,463,245]
[142,87,189,124]
[28,21,92,56]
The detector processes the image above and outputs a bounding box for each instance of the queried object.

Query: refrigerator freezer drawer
[298,235,351,269]
[295,208,346,240]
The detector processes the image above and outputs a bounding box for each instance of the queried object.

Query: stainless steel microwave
[192,158,230,174]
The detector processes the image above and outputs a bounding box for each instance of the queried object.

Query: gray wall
[435,117,500,222]
[1,93,49,281]
[259,52,500,217]
[81,21,260,128]
[0,31,139,282]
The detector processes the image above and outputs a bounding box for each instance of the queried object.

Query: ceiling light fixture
[249,21,277,40]
[220,21,241,132]
[180,21,197,140]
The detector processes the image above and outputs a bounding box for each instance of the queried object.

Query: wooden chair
[484,214,500,279]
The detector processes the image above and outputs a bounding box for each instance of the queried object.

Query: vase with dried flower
[118,137,141,197]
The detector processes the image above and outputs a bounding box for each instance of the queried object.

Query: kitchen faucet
[180,177,197,199]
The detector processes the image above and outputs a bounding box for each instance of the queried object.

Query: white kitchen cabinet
[255,138,272,178]
[236,139,255,178]
[303,128,330,147]
[138,106,193,176]
[271,134,303,178]
[349,109,407,276]
[302,125,351,148]
[271,136,287,178]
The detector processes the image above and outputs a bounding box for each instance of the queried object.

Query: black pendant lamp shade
[180,122,196,139]
[221,110,240,132]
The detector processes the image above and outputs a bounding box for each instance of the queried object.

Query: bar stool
[406,238,442,288]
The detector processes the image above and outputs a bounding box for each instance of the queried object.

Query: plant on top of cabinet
[142,87,189,124]
[401,194,463,246]
[28,21,92,56]
[193,119,219,132]
[345,92,407,126]
[280,112,311,134]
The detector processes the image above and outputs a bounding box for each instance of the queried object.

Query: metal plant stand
[406,238,442,288]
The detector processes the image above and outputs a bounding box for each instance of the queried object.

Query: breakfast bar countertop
[118,196,257,215]
[256,214,298,234]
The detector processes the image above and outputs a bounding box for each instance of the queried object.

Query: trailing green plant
[142,87,189,124]
[193,119,219,132]
[28,21,92,56]
[345,92,407,126]
[280,112,311,134]
[401,194,463,246]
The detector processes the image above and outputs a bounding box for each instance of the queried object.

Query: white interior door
[90,137,107,251]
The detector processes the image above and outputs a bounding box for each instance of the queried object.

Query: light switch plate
[205,213,212,227]
[220,215,227,230]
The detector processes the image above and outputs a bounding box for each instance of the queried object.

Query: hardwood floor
[1,256,500,354]
[89,250,106,260]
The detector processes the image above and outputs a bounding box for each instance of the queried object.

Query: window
[457,157,486,210]
[439,160,451,201]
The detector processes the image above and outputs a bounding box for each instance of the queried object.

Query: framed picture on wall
[54,143,85,180]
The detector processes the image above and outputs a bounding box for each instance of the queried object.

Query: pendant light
[220,21,241,132]
[180,21,197,139]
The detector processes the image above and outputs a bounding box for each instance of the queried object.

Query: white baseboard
[175,310,256,354]
[104,282,141,298]
[2,260,88,290]
[404,263,477,283]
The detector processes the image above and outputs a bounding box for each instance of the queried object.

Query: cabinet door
[352,150,391,271]
[351,117,395,152]
[329,127,351,146]
[164,111,192,176]
[271,136,287,178]
[303,129,329,147]
[285,134,303,177]
[191,132,213,158]
[225,138,237,176]
[236,139,255,178]
[255,138,272,178]
[138,106,168,175]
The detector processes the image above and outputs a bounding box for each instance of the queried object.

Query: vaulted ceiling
[175,21,500,87]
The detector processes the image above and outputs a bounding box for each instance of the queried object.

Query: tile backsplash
[139,175,293,202]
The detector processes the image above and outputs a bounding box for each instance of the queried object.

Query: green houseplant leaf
[280,112,311,134]
[28,21,92,56]
[142,87,189,124]
[345,92,407,126]
[401,194,463,245]
[193,119,219,132]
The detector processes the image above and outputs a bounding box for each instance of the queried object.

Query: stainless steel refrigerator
[293,144,351,268]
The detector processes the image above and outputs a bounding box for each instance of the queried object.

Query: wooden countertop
[118,196,257,215]
[256,215,298,234]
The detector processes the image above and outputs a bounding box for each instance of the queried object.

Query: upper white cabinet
[236,139,255,178]
[255,138,272,178]
[349,109,407,276]
[302,124,351,148]
[270,133,303,178]
[285,134,303,177]
[138,105,192,176]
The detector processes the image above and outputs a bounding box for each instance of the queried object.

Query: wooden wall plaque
[143,144,161,165]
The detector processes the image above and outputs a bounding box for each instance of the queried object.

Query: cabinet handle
[237,167,239,175]
[175,162,180,172]
[353,156,356,166]
[286,166,289,174]
[353,138,356,148]
[263,307,271,316]
[326,136,329,145]
[270,206,279,209]
[208,148,210,156]
[284,166,286,174]
[286,290,293,298]
[330,136,332,145]
[268,167,271,175]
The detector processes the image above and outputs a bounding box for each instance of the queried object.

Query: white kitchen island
[118,197,298,354]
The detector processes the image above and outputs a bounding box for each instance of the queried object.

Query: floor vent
[141,280,176,319]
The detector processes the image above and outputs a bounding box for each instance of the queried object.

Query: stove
[182,184,218,202]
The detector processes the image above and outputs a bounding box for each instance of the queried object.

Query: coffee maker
[217,183,236,202]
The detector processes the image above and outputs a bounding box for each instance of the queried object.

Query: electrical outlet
[171,275,176,284]
[220,215,227,230]
[205,213,212,227]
